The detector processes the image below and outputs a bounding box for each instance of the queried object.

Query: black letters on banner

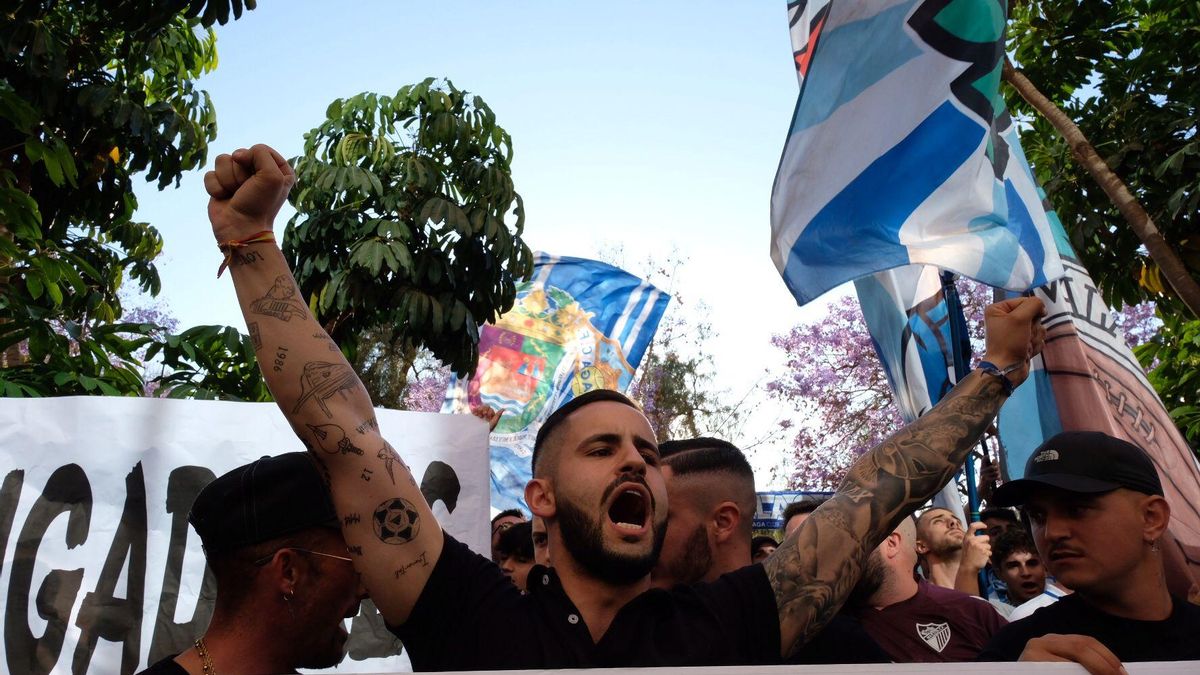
[4,464,92,675]
[0,470,23,579]
[1,458,463,671]
[148,465,217,664]
[72,462,148,674]
[419,461,461,513]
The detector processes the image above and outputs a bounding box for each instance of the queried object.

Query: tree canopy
[1007,0,1199,312]
[0,0,256,396]
[285,79,533,383]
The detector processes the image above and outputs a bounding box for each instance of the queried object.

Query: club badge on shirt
[916,622,951,653]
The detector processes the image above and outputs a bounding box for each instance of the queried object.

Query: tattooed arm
[204,145,443,625]
[765,297,1046,657]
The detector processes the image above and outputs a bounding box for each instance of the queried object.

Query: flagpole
[939,271,987,597]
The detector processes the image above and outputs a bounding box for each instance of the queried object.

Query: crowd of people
[136,144,1199,674]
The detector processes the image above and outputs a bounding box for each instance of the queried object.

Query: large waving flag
[998,221,1200,580]
[772,0,1064,305]
[442,253,670,512]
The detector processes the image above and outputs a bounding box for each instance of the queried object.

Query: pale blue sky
[135,1,840,479]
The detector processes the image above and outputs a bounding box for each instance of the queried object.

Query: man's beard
[931,535,963,557]
[661,522,713,586]
[846,549,887,608]
[556,489,667,585]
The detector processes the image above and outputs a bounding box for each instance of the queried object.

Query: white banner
[0,397,490,674]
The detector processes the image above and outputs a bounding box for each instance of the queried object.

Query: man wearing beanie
[138,453,366,675]
[978,431,1200,668]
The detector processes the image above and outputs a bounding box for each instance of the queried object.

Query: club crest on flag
[443,253,669,512]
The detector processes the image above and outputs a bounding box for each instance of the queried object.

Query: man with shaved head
[851,517,1006,661]
[202,141,1047,670]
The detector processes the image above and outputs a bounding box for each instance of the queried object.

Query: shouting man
[203,144,1045,669]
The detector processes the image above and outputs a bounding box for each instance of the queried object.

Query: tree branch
[1003,58,1200,317]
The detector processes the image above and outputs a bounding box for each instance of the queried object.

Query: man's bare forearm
[226,240,443,623]
[765,371,1005,656]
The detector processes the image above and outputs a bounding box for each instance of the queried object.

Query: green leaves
[145,324,271,401]
[1,2,255,401]
[284,79,533,380]
[1134,312,1200,447]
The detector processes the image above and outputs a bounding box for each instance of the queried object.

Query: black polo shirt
[392,532,781,671]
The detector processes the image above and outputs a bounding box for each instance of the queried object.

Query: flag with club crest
[442,253,670,512]
[771,0,1064,306]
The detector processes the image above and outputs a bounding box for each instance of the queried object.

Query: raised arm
[204,144,443,625]
[764,297,1045,656]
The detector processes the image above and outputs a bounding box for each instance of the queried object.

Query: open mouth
[606,484,650,534]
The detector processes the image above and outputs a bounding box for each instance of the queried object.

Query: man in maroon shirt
[852,516,1006,661]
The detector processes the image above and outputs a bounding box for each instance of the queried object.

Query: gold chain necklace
[194,637,216,675]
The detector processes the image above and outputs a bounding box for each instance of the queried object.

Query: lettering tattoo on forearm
[307,423,365,456]
[361,468,374,482]
[250,275,310,322]
[293,361,358,417]
[393,551,429,578]
[374,497,421,545]
[344,513,362,526]
[765,374,1005,655]
[355,418,379,435]
[230,249,264,267]
[248,322,262,351]
[348,545,364,556]
[272,345,289,372]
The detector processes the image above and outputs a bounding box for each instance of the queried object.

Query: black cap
[189,452,340,555]
[992,431,1164,507]
[532,389,639,473]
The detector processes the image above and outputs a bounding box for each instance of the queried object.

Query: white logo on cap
[917,622,951,653]
[1033,449,1060,463]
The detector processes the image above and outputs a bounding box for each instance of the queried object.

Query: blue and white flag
[442,253,670,512]
[855,265,971,524]
[771,0,1064,305]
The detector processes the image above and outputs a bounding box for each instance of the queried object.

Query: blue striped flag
[772,0,1064,305]
[442,253,670,512]
[855,264,971,524]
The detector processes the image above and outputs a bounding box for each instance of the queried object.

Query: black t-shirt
[392,532,781,671]
[136,655,188,675]
[978,593,1200,661]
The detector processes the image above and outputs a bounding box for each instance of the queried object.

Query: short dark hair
[752,535,779,555]
[531,389,640,475]
[782,496,828,524]
[980,507,1019,524]
[495,521,534,560]
[660,439,753,481]
[491,508,526,527]
[990,528,1038,568]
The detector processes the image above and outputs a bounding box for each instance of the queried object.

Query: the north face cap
[992,431,1164,507]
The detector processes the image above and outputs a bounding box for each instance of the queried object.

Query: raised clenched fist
[204,144,295,243]
[980,296,1047,388]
